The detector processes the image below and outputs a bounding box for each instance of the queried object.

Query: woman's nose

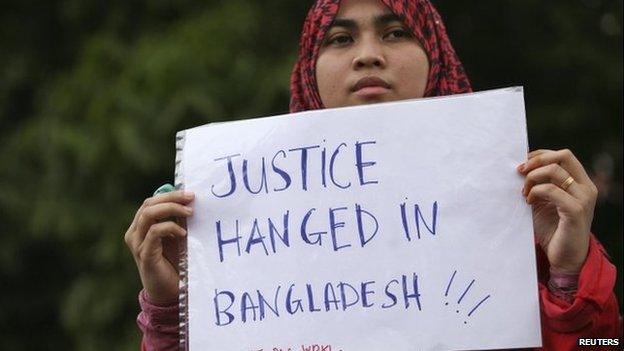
[352,40,386,70]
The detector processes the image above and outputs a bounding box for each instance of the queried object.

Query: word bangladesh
[215,201,439,262]
[213,273,422,326]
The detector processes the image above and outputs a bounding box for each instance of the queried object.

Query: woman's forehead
[335,0,394,19]
[332,0,401,30]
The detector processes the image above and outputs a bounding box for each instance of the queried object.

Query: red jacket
[537,236,622,350]
[138,236,621,351]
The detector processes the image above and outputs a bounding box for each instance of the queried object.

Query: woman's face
[316,0,430,109]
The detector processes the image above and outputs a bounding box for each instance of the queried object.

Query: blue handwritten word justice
[211,141,378,197]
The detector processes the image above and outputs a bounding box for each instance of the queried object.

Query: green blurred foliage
[0,0,621,350]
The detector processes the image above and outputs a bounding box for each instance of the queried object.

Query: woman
[124,0,620,350]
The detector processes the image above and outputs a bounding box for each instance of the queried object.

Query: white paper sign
[177,87,542,351]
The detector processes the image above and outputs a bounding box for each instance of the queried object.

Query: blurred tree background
[0,0,621,350]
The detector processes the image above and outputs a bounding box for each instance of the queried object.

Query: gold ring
[560,176,575,191]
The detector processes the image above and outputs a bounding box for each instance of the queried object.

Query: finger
[136,203,194,242]
[526,183,584,220]
[139,221,187,263]
[162,217,187,267]
[527,149,551,159]
[518,149,553,173]
[125,205,150,250]
[523,163,583,198]
[129,191,193,232]
[144,190,195,207]
[519,149,592,185]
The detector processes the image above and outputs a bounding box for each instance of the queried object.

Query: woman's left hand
[518,149,598,274]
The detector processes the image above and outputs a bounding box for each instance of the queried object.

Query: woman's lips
[352,76,391,98]
[354,86,391,98]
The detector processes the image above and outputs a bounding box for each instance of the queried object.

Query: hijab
[289,0,472,113]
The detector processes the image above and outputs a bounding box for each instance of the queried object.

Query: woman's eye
[327,34,353,46]
[385,28,411,40]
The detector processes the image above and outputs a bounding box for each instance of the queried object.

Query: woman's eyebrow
[328,13,403,31]
[329,18,357,31]
[374,13,403,27]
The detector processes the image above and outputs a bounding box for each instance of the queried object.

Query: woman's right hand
[124,190,195,304]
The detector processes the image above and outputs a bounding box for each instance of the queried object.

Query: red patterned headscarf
[289,0,472,113]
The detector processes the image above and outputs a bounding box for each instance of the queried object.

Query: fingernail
[184,191,195,199]
[517,163,525,172]
[184,206,193,214]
